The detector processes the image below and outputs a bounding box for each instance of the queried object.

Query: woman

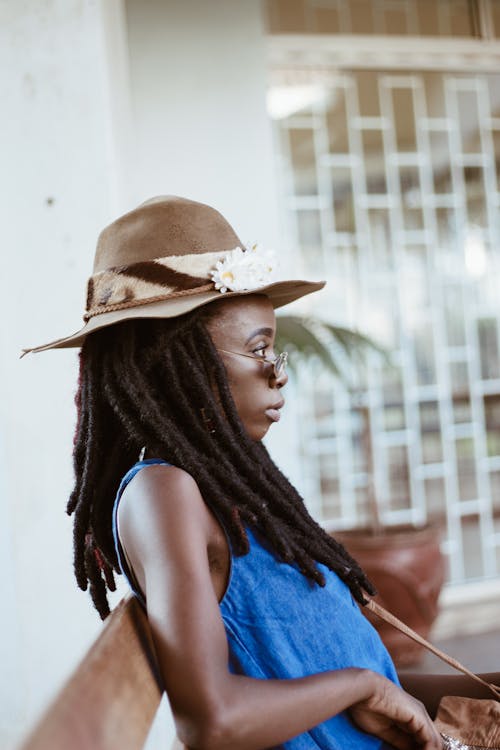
[24,197,495,749]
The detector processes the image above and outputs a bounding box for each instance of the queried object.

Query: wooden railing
[19,597,181,750]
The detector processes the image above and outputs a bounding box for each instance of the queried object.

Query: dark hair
[68,304,375,618]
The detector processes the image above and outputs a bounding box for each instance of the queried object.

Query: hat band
[84,283,215,320]
[84,244,280,321]
[84,249,230,321]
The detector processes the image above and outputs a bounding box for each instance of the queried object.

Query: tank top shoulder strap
[112,458,171,607]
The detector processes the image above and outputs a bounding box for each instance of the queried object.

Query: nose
[271,367,288,389]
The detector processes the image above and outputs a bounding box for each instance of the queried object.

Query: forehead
[204,294,276,342]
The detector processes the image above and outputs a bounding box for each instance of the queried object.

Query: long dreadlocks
[68,306,375,619]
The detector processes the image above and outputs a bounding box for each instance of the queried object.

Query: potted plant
[275,315,446,667]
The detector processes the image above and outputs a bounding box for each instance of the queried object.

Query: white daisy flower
[211,245,278,293]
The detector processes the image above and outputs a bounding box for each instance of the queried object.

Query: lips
[265,399,284,422]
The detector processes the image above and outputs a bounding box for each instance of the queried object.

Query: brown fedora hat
[22,195,325,355]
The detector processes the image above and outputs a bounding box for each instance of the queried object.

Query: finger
[399,711,442,749]
[407,722,443,750]
[420,736,444,750]
[413,720,443,749]
[376,726,415,750]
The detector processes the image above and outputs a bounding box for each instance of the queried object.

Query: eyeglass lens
[274,352,288,377]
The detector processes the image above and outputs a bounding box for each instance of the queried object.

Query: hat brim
[21,279,326,355]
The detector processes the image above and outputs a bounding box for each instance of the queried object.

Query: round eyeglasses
[217,349,288,378]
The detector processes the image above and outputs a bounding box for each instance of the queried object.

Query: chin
[246,423,270,442]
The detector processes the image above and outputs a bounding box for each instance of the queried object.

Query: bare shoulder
[118,463,213,573]
[122,463,206,510]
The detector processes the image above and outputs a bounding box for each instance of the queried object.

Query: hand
[349,673,442,749]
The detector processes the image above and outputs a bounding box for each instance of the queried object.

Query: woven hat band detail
[85,249,231,320]
[84,283,215,321]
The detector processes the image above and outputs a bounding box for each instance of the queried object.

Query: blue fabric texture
[113,460,399,750]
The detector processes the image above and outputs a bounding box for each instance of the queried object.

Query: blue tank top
[112,459,399,750]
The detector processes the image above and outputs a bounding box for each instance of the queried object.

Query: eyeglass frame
[216,348,288,378]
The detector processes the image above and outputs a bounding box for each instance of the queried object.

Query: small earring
[200,407,216,434]
[138,446,146,461]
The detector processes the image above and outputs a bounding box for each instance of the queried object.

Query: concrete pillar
[1,1,124,746]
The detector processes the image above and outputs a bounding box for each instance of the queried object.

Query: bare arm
[119,465,441,750]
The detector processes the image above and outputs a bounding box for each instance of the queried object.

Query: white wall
[1,1,124,746]
[124,0,281,246]
[2,1,301,747]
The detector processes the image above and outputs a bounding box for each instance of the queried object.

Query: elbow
[198,719,233,750]
[178,707,235,750]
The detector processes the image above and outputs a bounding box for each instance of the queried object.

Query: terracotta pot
[333,524,446,667]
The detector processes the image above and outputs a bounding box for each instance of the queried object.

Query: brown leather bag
[366,599,500,749]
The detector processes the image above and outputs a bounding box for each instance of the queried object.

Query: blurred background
[3,1,500,747]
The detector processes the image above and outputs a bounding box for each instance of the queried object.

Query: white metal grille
[272,69,500,584]
[267,0,477,37]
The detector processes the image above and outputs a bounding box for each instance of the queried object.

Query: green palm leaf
[275,315,388,384]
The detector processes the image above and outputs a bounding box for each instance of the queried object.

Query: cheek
[226,371,268,430]
[230,381,256,417]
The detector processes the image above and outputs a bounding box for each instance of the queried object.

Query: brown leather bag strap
[363,562,439,623]
[365,598,500,700]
